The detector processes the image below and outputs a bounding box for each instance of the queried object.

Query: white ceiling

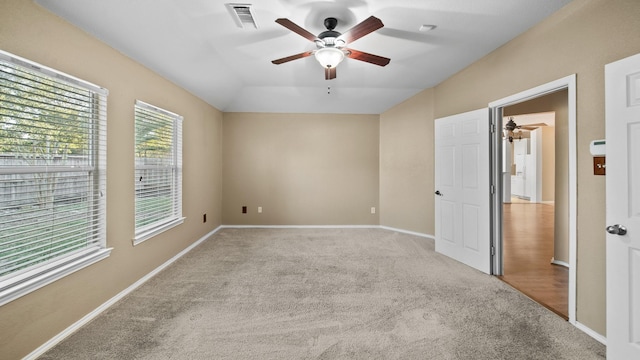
[35,0,572,114]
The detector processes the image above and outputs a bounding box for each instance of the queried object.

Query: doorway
[489,75,577,324]
[498,107,567,319]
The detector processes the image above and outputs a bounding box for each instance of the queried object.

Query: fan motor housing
[324,17,338,30]
[319,30,341,39]
[317,17,343,47]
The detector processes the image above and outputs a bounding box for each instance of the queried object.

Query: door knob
[435,190,443,196]
[606,224,627,236]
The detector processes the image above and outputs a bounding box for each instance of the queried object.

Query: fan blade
[271,51,314,65]
[345,48,390,67]
[524,123,547,127]
[520,126,538,130]
[275,18,319,42]
[325,67,336,80]
[338,16,384,44]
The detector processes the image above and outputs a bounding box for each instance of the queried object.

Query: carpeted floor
[40,228,605,359]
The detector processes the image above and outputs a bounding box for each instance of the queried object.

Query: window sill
[133,217,185,246]
[0,247,112,307]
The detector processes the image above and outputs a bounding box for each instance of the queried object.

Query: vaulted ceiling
[35,0,572,114]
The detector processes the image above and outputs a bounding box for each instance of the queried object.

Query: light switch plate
[593,156,605,175]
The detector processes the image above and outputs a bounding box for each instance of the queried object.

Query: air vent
[226,3,258,29]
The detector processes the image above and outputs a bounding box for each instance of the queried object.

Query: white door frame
[488,74,577,324]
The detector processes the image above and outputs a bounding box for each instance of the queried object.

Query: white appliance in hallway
[511,137,534,200]
[503,113,555,203]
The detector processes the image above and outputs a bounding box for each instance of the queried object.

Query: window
[0,50,110,306]
[134,101,183,245]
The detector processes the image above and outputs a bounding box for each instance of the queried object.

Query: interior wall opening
[489,76,576,323]
[498,103,568,319]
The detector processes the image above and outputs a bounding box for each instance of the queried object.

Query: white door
[435,108,491,274]
[605,52,640,360]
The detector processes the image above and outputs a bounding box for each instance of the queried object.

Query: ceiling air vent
[226,3,258,29]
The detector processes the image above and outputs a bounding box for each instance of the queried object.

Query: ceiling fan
[504,117,547,142]
[271,16,390,80]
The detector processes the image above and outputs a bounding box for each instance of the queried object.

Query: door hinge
[490,184,495,194]
[491,246,495,256]
[491,124,496,133]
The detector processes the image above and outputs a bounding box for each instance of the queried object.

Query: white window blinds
[134,100,183,244]
[0,50,110,305]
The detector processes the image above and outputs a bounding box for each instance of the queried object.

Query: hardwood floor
[498,201,569,320]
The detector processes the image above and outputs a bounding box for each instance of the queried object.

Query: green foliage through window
[0,53,106,279]
[134,101,182,238]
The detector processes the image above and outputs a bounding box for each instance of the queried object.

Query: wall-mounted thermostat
[590,140,606,156]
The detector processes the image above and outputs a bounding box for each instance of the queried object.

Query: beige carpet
[40,228,605,359]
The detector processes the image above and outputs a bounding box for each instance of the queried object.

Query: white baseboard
[219,224,380,229]
[24,226,224,360]
[551,258,570,268]
[574,321,607,345]
[220,224,435,241]
[379,226,435,240]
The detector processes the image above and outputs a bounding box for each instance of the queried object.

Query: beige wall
[0,1,223,358]
[222,112,379,225]
[379,89,435,234]
[3,0,640,356]
[432,0,640,335]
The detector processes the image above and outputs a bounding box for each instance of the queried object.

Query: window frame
[0,50,111,306]
[133,100,183,245]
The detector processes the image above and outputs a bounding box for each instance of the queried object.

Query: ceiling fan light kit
[314,47,345,69]
[503,117,548,142]
[272,15,390,80]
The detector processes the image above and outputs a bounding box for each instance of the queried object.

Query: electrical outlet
[203,213,207,223]
[371,207,376,214]
[242,206,247,214]
[258,206,262,213]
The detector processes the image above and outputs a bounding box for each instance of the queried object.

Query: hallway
[499,202,569,319]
